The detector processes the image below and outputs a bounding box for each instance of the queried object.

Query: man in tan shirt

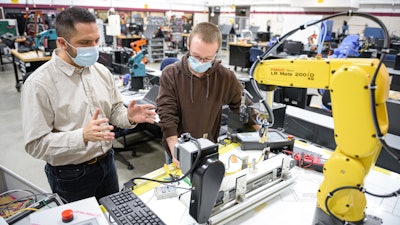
[21,7,156,203]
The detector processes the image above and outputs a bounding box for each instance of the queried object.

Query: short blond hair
[188,22,222,50]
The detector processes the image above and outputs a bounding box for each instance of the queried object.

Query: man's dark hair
[55,7,96,39]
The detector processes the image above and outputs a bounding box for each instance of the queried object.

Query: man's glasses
[190,54,215,63]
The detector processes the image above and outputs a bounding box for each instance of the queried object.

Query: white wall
[206,1,400,38]
[193,12,209,25]
[0,0,208,12]
[2,0,399,36]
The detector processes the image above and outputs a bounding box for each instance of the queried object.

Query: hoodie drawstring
[206,75,209,99]
[190,74,194,103]
[190,72,211,103]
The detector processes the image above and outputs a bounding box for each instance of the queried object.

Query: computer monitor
[97,51,113,70]
[391,43,400,53]
[256,32,270,42]
[374,38,385,50]
[283,40,303,55]
[387,99,400,135]
[274,87,308,109]
[128,23,144,35]
[364,27,384,40]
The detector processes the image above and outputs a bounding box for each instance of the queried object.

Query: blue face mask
[64,39,99,67]
[188,56,212,73]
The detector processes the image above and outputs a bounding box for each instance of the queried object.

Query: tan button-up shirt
[21,49,135,166]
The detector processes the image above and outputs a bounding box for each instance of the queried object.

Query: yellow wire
[3,207,39,218]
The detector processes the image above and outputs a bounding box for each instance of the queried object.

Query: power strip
[154,185,178,200]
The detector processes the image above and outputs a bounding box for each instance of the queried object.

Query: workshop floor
[0,49,251,193]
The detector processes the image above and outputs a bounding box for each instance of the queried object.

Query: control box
[29,197,108,225]
[236,130,294,152]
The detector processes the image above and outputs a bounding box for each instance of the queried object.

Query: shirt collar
[53,49,86,76]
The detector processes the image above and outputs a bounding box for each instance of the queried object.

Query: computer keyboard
[99,190,166,225]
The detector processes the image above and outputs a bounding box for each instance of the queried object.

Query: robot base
[312,207,382,225]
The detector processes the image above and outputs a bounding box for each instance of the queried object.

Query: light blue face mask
[188,56,213,73]
[64,38,99,67]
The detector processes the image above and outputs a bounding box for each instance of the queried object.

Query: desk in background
[1,37,26,71]
[228,42,253,71]
[11,49,51,92]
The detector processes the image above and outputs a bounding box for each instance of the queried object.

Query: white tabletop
[135,143,400,225]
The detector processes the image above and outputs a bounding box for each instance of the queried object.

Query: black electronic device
[394,53,400,70]
[236,129,294,152]
[283,40,303,55]
[274,87,308,109]
[283,111,336,150]
[256,32,270,42]
[374,38,384,50]
[387,99,400,135]
[383,54,396,68]
[111,62,130,75]
[114,49,131,64]
[391,43,400,53]
[99,190,166,225]
[128,23,144,35]
[97,51,113,70]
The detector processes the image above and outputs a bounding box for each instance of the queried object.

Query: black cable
[325,185,400,225]
[0,193,59,216]
[127,134,203,189]
[364,187,400,198]
[248,77,274,127]
[324,186,360,225]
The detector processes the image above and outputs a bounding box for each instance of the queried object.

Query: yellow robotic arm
[253,57,390,223]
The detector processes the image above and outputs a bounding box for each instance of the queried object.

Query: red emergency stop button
[62,209,74,223]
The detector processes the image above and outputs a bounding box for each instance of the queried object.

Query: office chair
[160,57,179,70]
[249,47,264,64]
[112,124,158,170]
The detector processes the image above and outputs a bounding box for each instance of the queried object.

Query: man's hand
[83,108,115,143]
[167,136,180,168]
[127,100,157,124]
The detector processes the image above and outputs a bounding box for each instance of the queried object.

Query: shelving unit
[220,24,235,50]
[147,38,165,63]
[222,33,236,50]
